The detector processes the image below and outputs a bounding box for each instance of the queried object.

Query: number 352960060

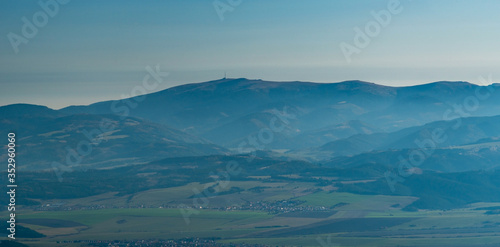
[8,133,16,181]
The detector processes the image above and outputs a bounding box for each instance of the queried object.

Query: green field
[3,195,500,247]
[4,180,500,246]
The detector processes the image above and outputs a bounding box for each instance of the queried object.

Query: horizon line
[1,78,496,110]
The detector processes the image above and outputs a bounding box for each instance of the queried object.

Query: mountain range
[3,78,500,171]
[59,78,500,149]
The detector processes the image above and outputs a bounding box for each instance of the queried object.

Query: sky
[1,0,500,109]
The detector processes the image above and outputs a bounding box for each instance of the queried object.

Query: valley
[3,79,500,246]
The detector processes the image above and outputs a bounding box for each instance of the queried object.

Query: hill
[59,79,500,150]
[0,104,227,170]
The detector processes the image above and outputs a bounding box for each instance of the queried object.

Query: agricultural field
[4,190,500,247]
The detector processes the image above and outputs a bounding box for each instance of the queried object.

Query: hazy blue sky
[1,0,500,109]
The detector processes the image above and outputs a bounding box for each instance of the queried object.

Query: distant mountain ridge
[312,114,500,157]
[58,78,500,150]
[0,104,227,170]
[3,78,500,170]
